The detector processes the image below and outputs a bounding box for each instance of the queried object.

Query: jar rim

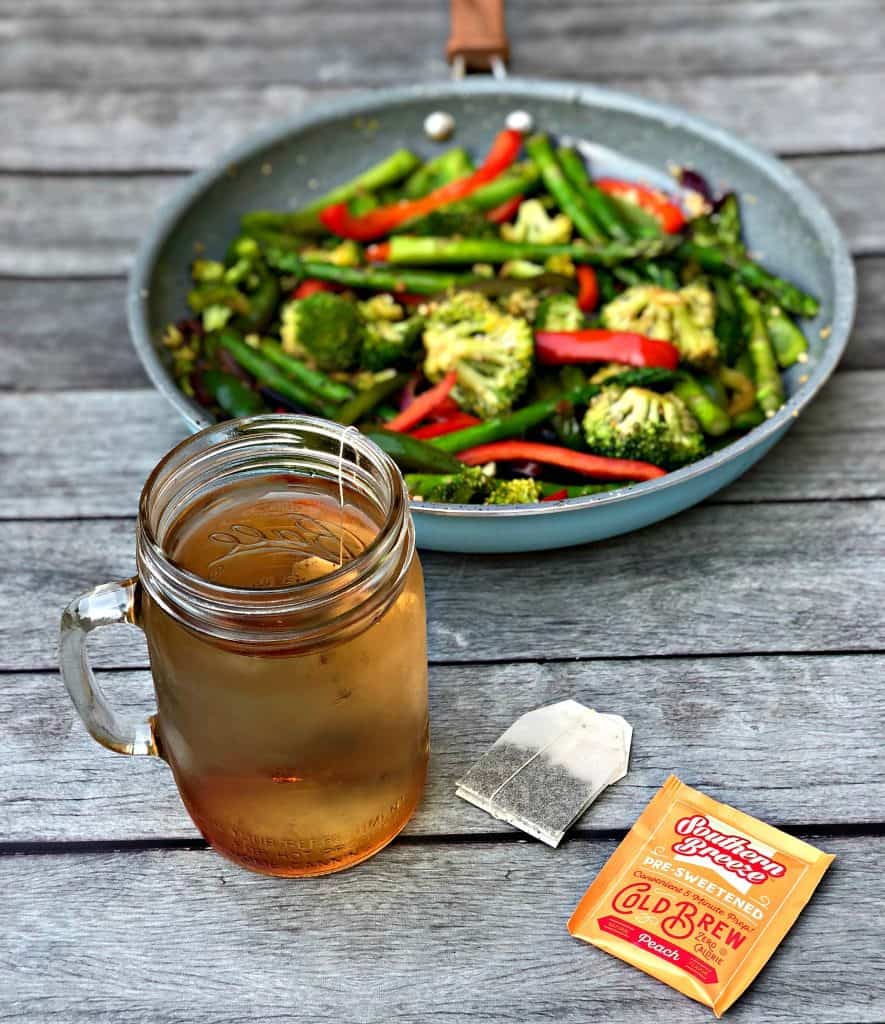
[135,415,414,646]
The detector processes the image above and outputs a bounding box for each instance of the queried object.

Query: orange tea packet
[568,775,834,1016]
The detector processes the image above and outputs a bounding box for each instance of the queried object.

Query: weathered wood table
[2,2,884,1020]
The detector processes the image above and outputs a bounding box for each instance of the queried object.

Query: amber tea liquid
[142,473,428,876]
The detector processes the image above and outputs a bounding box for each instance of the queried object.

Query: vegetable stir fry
[166,126,819,506]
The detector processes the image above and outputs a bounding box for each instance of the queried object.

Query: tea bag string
[336,426,360,568]
[487,722,579,802]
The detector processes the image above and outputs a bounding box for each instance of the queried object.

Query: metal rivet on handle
[506,110,534,134]
[424,110,456,142]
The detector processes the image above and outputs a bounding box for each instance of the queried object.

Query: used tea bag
[456,699,632,846]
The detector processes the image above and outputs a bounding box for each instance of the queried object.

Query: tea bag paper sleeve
[456,699,632,847]
[568,775,835,1017]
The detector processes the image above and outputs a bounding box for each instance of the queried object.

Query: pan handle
[447,0,509,78]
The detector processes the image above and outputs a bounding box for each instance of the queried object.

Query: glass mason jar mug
[59,416,429,877]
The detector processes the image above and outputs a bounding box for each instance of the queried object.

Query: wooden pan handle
[447,0,509,72]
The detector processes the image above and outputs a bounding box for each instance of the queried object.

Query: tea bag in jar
[456,699,632,846]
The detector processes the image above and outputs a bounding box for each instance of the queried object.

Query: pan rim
[127,77,856,520]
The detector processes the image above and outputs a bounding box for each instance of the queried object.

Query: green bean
[258,340,355,403]
[361,429,463,473]
[218,330,338,417]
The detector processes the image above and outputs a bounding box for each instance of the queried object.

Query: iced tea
[142,472,428,876]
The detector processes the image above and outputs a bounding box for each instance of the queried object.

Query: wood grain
[1,153,881,278]
[3,652,882,843]
[3,498,883,673]
[0,371,882,519]
[1,837,877,1024]
[4,0,885,89]
[5,70,885,173]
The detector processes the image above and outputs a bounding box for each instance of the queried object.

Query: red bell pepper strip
[535,329,680,370]
[576,265,599,313]
[365,242,391,263]
[320,129,524,241]
[485,193,524,224]
[432,395,461,417]
[291,279,337,299]
[540,488,569,502]
[457,440,665,481]
[408,413,481,440]
[384,371,458,432]
[595,178,686,234]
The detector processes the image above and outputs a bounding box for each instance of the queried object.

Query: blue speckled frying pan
[127,76,855,552]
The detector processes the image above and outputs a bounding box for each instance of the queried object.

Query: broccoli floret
[360,317,424,370]
[405,467,491,503]
[601,282,719,367]
[500,198,572,245]
[484,478,543,505]
[422,291,534,418]
[535,293,584,331]
[583,385,705,469]
[280,291,361,371]
[357,294,424,370]
[299,240,362,267]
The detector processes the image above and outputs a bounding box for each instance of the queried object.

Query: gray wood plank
[0,371,882,520]
[2,498,883,672]
[0,277,147,390]
[0,837,878,1024]
[4,0,884,89]
[1,258,881,392]
[1,152,881,278]
[5,71,885,173]
[3,653,882,842]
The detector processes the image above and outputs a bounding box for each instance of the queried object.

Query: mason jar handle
[59,577,158,756]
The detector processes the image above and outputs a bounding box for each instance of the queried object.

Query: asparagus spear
[557,146,632,241]
[383,235,678,267]
[523,134,606,244]
[241,149,421,236]
[734,284,785,416]
[265,249,478,294]
[678,241,819,317]
[764,303,809,368]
